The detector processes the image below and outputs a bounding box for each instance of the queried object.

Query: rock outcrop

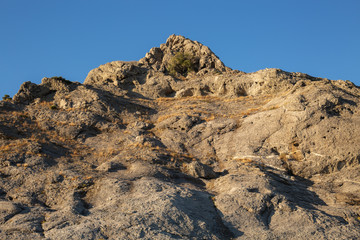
[139,34,230,73]
[1,35,360,239]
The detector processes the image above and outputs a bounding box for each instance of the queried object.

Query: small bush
[2,94,11,101]
[50,105,58,110]
[167,52,197,77]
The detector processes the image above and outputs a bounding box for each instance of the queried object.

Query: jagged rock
[139,34,230,73]
[41,77,74,92]
[84,61,146,87]
[13,81,50,103]
[175,88,195,98]
[83,35,234,98]
[13,77,77,103]
[1,35,360,239]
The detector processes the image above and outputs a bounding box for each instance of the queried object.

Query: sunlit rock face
[2,35,360,239]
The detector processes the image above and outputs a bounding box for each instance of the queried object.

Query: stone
[2,35,360,239]
[184,161,217,179]
[13,81,50,103]
[96,160,126,172]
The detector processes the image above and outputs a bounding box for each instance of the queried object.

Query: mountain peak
[139,34,229,74]
[3,35,360,239]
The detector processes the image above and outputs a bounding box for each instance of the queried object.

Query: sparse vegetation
[0,140,29,153]
[2,94,11,101]
[167,52,198,77]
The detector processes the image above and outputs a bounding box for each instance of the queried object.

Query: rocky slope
[1,35,360,239]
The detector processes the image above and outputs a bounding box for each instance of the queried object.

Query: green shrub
[167,52,197,77]
[50,105,58,110]
[2,94,11,101]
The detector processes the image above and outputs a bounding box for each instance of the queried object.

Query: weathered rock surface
[1,35,360,239]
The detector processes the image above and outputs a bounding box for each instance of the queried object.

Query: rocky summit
[1,34,360,239]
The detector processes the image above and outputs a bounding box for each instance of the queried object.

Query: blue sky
[1,0,359,98]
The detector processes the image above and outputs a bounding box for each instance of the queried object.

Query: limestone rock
[2,35,360,239]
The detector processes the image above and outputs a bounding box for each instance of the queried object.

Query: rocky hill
[1,35,360,239]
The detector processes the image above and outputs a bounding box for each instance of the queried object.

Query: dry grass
[235,158,255,164]
[54,121,77,127]
[64,107,91,112]
[16,163,28,168]
[240,107,260,116]
[156,97,177,103]
[38,101,54,107]
[136,116,152,124]
[126,141,154,149]
[91,147,119,158]
[279,152,287,162]
[154,94,275,126]
[265,105,281,111]
[156,95,222,104]
[70,149,83,157]
[0,138,45,157]
[10,111,30,118]
[288,141,303,161]
[0,139,29,152]
[156,114,174,123]
[202,114,216,121]
[222,96,247,103]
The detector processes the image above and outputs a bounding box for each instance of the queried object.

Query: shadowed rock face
[1,35,360,239]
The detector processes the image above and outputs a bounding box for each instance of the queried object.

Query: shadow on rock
[260,165,347,223]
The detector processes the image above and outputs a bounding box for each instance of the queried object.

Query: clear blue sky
[1,0,359,98]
